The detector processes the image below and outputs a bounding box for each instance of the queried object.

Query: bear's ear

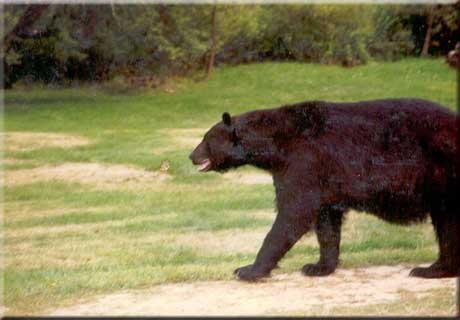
[222,112,232,126]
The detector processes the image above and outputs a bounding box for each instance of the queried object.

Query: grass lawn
[2,58,458,315]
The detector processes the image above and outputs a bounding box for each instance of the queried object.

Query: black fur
[190,98,459,281]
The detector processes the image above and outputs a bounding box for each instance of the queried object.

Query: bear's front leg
[234,264,270,281]
[234,207,315,282]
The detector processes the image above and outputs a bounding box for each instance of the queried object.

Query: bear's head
[189,112,252,172]
[189,101,327,172]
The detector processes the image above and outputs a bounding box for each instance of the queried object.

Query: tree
[3,4,49,51]
[205,4,217,80]
[2,3,458,87]
[259,5,375,66]
[421,5,434,56]
[389,3,459,56]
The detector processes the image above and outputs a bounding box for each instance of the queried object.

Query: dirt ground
[49,265,457,316]
[222,170,273,184]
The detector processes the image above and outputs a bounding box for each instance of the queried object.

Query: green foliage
[384,3,459,55]
[367,6,415,61]
[264,4,374,66]
[2,3,459,86]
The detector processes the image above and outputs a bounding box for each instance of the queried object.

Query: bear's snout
[189,150,201,165]
[189,143,206,165]
[189,142,213,172]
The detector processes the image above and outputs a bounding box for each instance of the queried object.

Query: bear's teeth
[198,159,211,172]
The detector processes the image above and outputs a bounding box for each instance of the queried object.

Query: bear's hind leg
[410,210,460,278]
[302,206,344,277]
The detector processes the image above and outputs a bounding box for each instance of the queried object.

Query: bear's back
[323,98,457,146]
[326,98,455,122]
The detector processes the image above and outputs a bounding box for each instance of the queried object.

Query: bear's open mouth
[197,159,212,172]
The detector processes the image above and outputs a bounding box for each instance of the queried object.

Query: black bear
[189,98,459,281]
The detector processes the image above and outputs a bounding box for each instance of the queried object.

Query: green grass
[3,58,457,315]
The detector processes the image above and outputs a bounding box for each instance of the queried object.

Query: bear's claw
[234,264,270,282]
[302,263,336,276]
[409,265,460,278]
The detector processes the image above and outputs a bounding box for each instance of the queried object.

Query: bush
[2,3,458,87]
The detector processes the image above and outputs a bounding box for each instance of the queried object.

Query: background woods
[2,3,459,88]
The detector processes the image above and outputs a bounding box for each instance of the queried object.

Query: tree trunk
[205,5,217,80]
[83,7,99,39]
[421,6,435,57]
[4,4,49,51]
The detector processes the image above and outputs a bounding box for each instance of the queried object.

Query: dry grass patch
[222,171,272,185]
[242,209,275,220]
[1,158,34,165]
[153,128,206,155]
[5,213,177,269]
[158,210,314,254]
[171,228,268,254]
[6,243,109,269]
[4,162,171,190]
[163,128,206,147]
[48,265,456,316]
[3,132,90,152]
[138,221,316,256]
[5,214,175,240]
[5,205,116,221]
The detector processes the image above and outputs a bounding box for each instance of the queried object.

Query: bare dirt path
[49,265,457,316]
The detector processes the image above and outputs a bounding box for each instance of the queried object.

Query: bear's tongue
[197,159,212,172]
